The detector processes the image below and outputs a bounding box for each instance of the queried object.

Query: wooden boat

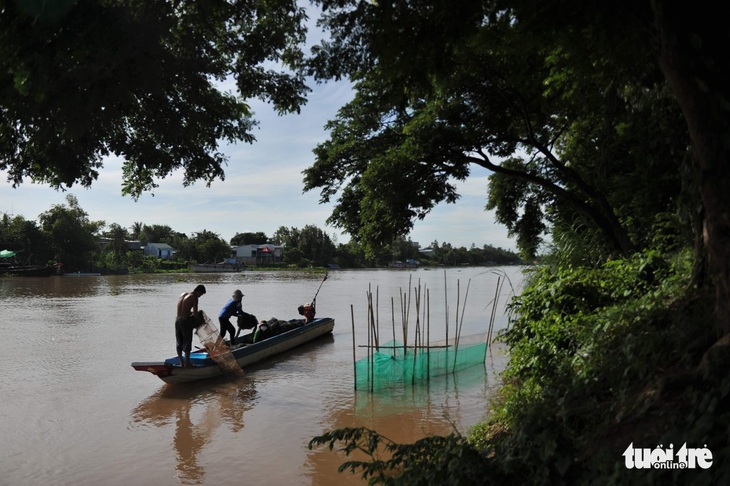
[131,317,335,384]
[0,263,60,277]
[188,262,244,273]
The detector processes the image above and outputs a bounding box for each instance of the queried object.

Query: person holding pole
[298,273,327,323]
[298,302,316,323]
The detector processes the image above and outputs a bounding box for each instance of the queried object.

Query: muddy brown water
[0,267,524,485]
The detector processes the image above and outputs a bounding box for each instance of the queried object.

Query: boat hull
[132,317,335,384]
[0,264,60,277]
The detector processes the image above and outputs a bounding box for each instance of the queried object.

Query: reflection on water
[131,377,256,484]
[304,355,507,484]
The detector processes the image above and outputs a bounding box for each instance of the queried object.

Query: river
[0,266,525,485]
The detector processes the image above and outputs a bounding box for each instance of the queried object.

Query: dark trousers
[175,316,194,355]
[219,317,236,343]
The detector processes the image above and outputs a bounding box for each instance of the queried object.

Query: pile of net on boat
[355,335,487,391]
[252,318,305,342]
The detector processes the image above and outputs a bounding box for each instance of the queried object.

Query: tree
[390,236,420,263]
[38,194,103,271]
[0,213,50,264]
[139,224,174,245]
[298,224,336,266]
[273,224,336,266]
[191,230,230,263]
[272,226,294,246]
[102,222,129,265]
[303,1,688,262]
[231,232,268,245]
[0,0,309,197]
[169,232,194,261]
[129,222,144,240]
[650,1,730,334]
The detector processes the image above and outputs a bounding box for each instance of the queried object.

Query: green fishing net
[355,338,487,391]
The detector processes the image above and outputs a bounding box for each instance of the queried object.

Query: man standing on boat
[218,289,246,345]
[175,284,206,367]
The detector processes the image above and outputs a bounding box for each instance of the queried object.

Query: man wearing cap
[219,289,246,346]
[176,284,207,367]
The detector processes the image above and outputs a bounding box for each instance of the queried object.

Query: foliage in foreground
[310,250,730,484]
[308,427,495,485]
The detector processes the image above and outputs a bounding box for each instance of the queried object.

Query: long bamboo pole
[486,277,501,360]
[376,286,380,350]
[412,283,420,385]
[369,293,377,393]
[366,289,373,392]
[391,296,396,358]
[401,288,408,356]
[368,286,379,351]
[426,288,431,380]
[444,270,448,346]
[453,278,471,372]
[351,304,357,390]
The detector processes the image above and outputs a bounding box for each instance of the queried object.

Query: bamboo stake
[368,286,379,351]
[366,289,374,392]
[426,288,431,380]
[391,296,396,358]
[351,304,357,390]
[370,293,375,393]
[401,288,408,355]
[376,286,380,350]
[453,278,471,372]
[452,279,460,373]
[486,277,501,360]
[407,274,412,326]
[444,270,448,346]
[455,279,460,349]
[412,283,420,385]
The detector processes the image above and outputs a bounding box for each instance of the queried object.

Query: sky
[0,78,516,252]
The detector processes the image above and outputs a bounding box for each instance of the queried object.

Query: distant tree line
[1,195,521,273]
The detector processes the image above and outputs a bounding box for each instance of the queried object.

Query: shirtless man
[175,284,206,367]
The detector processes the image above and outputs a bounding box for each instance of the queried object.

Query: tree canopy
[231,231,269,245]
[303,0,689,262]
[38,194,104,270]
[0,0,309,198]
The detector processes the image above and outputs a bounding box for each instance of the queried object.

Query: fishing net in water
[195,311,243,376]
[355,337,487,391]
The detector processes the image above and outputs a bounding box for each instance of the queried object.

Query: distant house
[256,244,281,265]
[144,242,175,260]
[126,240,143,251]
[232,243,282,265]
[96,238,143,251]
[232,244,258,264]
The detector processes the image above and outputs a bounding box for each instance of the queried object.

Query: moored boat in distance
[0,263,61,277]
[131,317,335,384]
[189,262,244,273]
